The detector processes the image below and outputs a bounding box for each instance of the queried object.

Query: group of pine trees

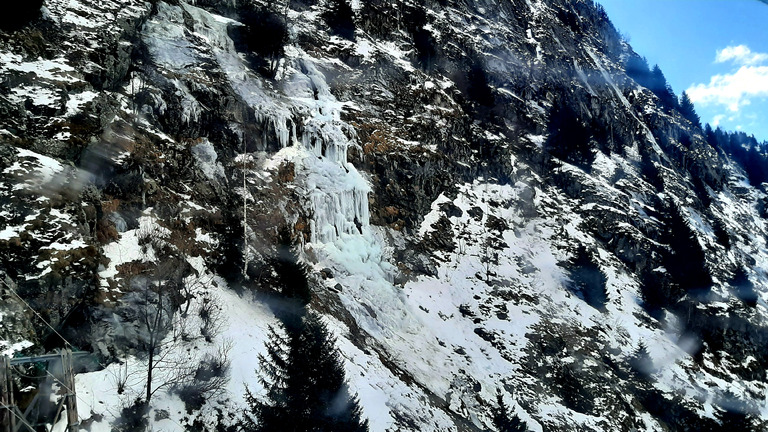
[236,0,444,79]
[235,3,289,78]
[625,55,702,128]
[243,312,368,431]
[625,56,679,112]
[323,0,356,39]
[565,246,608,310]
[544,99,596,170]
[625,54,768,186]
[491,391,530,432]
[703,125,768,186]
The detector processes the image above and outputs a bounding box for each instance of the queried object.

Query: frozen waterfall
[154,2,370,244]
[288,57,370,244]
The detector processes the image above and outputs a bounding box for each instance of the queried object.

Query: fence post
[1,356,13,432]
[62,350,79,432]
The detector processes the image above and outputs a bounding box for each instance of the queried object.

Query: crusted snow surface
[0,339,34,357]
[5,0,768,429]
[0,0,149,119]
[46,0,149,32]
[98,214,165,289]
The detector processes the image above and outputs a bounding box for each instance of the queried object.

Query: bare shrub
[174,340,233,413]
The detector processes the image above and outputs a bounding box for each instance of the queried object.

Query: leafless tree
[125,228,229,406]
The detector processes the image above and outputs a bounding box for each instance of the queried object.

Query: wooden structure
[1,349,85,432]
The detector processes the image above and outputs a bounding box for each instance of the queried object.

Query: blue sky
[597,0,768,142]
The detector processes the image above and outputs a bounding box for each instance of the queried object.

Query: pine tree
[324,0,356,40]
[491,390,529,432]
[715,392,757,431]
[704,124,718,149]
[244,313,368,432]
[716,408,756,431]
[457,55,495,108]
[629,341,653,379]
[730,267,757,307]
[237,4,288,78]
[661,204,712,299]
[649,65,679,111]
[272,226,312,309]
[292,313,369,431]
[639,145,663,191]
[405,4,437,71]
[679,91,701,128]
[243,325,291,432]
[625,55,652,88]
[555,362,594,414]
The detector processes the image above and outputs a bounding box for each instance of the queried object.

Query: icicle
[307,184,370,244]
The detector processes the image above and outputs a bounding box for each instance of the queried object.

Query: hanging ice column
[289,58,370,244]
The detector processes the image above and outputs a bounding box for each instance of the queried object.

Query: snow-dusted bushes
[173,341,232,412]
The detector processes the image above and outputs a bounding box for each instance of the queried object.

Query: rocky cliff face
[1,0,767,430]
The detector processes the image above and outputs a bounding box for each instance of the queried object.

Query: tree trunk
[146,344,153,404]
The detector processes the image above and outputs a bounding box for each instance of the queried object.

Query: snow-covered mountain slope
[1,0,768,430]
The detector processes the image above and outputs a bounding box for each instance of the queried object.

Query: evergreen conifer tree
[625,55,652,88]
[661,205,712,299]
[555,362,594,414]
[649,65,679,111]
[704,124,718,149]
[243,325,291,432]
[292,313,369,431]
[715,392,757,431]
[235,3,288,78]
[491,390,529,432]
[679,91,701,128]
[243,313,369,432]
[730,267,757,307]
[0,0,42,31]
[566,246,608,310]
[629,341,653,379]
[272,226,312,309]
[404,5,437,70]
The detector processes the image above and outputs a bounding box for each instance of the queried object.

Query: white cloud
[687,64,768,112]
[715,45,768,66]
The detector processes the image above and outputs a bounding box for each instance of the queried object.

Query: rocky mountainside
[1,0,768,430]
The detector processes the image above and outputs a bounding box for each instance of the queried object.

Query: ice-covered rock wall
[144,2,370,244]
[285,55,371,244]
